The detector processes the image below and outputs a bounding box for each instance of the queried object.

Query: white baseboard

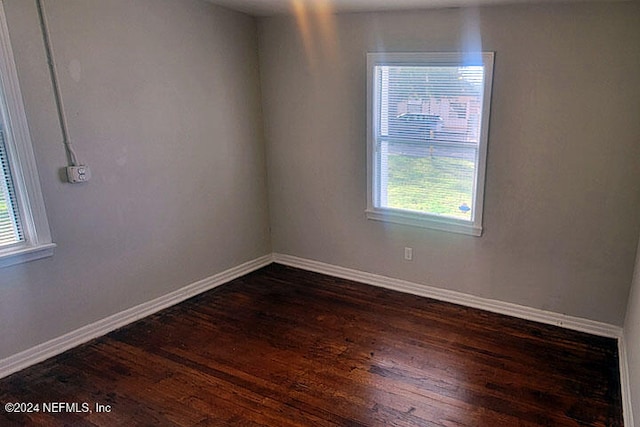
[619,335,635,427]
[272,253,623,339]
[0,254,273,380]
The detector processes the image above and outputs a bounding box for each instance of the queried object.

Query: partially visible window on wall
[366,52,494,236]
[0,1,54,267]
[0,126,23,246]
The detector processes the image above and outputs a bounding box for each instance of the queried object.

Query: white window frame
[366,52,494,236]
[0,1,54,268]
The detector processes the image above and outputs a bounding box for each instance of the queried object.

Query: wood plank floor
[0,264,623,426]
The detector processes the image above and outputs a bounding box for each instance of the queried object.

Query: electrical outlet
[404,247,413,261]
[66,165,90,183]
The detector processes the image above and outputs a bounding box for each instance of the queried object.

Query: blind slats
[376,65,485,144]
[374,64,486,220]
[0,127,24,247]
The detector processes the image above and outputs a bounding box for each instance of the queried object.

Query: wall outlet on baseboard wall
[404,247,413,261]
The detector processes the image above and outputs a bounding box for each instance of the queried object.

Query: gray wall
[0,0,271,359]
[258,3,640,326]
[625,239,640,423]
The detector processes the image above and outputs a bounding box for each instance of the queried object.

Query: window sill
[0,243,56,268]
[366,209,482,236]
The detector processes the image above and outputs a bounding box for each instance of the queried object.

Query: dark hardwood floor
[0,264,623,426]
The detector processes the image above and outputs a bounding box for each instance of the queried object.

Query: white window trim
[366,51,494,237]
[0,1,54,268]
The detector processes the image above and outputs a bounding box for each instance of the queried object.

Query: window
[366,52,494,236]
[0,1,54,267]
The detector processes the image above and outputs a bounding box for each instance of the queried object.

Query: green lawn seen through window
[385,153,475,219]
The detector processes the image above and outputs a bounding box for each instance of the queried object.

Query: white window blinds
[367,52,494,236]
[0,123,23,247]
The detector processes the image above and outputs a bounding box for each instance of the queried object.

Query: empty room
[0,0,639,425]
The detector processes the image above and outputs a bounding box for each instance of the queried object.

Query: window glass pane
[378,141,477,219]
[377,65,484,143]
[0,123,23,247]
[374,64,485,220]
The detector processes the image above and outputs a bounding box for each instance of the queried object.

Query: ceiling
[206,0,625,16]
